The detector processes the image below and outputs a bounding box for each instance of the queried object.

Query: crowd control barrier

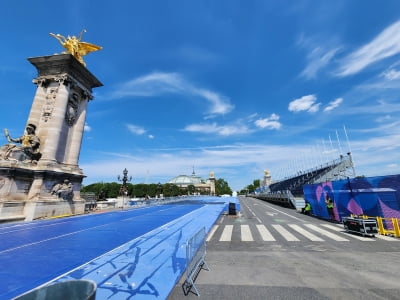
[350,215,400,238]
[376,217,400,238]
[182,227,209,296]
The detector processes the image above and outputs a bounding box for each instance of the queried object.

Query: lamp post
[118,168,132,207]
[157,182,162,199]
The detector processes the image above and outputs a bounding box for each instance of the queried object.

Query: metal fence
[182,227,209,296]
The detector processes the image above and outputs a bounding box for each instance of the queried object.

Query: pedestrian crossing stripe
[241,225,254,241]
[271,224,300,241]
[256,224,275,241]
[219,224,233,241]
[304,224,349,241]
[288,224,324,241]
[205,223,399,242]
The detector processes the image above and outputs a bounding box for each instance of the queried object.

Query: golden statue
[50,30,102,66]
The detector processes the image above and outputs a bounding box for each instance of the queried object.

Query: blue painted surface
[0,196,230,299]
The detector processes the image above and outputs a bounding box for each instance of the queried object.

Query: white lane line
[254,201,306,222]
[206,225,219,242]
[256,224,276,241]
[375,234,399,241]
[272,224,300,241]
[288,224,324,241]
[322,223,397,241]
[220,225,233,241]
[321,224,375,241]
[241,225,254,241]
[305,224,349,241]
[0,223,109,255]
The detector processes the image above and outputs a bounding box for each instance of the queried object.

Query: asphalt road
[168,196,400,300]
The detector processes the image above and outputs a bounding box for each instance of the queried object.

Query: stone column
[28,54,102,169]
[26,83,47,128]
[65,97,88,166]
[263,170,271,187]
[38,79,70,164]
[209,172,216,196]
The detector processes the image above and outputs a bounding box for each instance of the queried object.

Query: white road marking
[305,224,349,241]
[288,224,324,241]
[321,224,375,241]
[206,225,219,242]
[241,225,254,241]
[220,225,233,241]
[272,224,300,241]
[256,224,276,241]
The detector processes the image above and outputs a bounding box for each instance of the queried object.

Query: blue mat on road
[0,196,230,299]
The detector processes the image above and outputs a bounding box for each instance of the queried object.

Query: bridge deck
[0,197,237,299]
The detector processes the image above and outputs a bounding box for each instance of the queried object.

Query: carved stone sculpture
[0,124,42,162]
[51,179,74,201]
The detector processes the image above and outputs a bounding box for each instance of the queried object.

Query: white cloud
[127,124,146,135]
[254,113,282,130]
[84,123,91,132]
[148,135,155,139]
[375,115,392,123]
[337,20,400,76]
[111,72,234,116]
[81,133,400,190]
[301,47,340,79]
[183,122,249,136]
[324,97,343,112]
[288,94,320,113]
[382,69,400,80]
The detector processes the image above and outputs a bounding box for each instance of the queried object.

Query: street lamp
[157,182,162,198]
[118,168,132,206]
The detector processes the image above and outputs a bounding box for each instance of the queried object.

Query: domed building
[167,170,216,195]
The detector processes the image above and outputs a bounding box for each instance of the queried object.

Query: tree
[188,184,196,195]
[81,182,121,198]
[215,178,232,195]
[253,179,261,189]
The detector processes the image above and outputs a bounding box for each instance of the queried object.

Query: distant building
[167,169,216,195]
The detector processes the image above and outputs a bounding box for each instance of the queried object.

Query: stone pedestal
[0,54,102,221]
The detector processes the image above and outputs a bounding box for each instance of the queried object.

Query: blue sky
[1,1,400,191]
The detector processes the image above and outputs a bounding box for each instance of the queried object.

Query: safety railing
[182,227,209,296]
[376,217,400,238]
[349,214,400,238]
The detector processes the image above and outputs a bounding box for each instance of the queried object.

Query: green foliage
[253,179,261,188]
[239,178,261,195]
[81,182,120,199]
[82,177,234,198]
[215,178,232,195]
[162,183,180,197]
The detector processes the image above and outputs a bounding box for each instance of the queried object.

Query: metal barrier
[182,227,209,296]
[350,214,400,238]
[376,217,400,237]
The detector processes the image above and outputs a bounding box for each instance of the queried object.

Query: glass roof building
[167,170,215,195]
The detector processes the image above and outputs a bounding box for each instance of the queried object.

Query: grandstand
[253,152,355,209]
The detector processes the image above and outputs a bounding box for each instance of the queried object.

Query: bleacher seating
[266,153,354,197]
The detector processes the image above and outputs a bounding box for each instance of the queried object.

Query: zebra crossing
[206,223,398,243]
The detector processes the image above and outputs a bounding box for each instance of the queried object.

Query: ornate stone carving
[66,92,80,126]
[42,86,58,122]
[51,179,73,201]
[1,124,42,162]
[0,177,5,190]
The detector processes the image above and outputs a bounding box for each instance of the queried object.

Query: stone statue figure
[51,179,74,201]
[50,30,102,66]
[1,124,42,162]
